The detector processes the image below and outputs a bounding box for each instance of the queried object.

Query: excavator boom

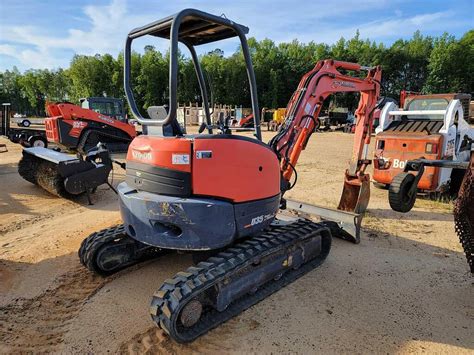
[270,59,381,213]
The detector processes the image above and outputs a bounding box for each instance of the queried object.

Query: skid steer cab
[373,94,474,211]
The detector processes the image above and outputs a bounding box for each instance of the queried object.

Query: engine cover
[125,134,281,202]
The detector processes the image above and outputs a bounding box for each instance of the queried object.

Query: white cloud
[280,10,461,44]
[0,0,470,70]
[0,0,157,69]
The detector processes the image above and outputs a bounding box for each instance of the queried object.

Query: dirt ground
[0,130,472,354]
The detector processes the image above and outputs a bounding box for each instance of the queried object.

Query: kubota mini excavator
[79,9,381,343]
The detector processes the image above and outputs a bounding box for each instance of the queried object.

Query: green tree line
[1,30,472,117]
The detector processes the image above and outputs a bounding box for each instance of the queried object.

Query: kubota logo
[98,114,115,124]
[332,80,356,89]
[132,150,152,161]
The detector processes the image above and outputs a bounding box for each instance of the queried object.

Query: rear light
[425,143,438,154]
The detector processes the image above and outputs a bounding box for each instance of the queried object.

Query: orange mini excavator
[79,9,382,343]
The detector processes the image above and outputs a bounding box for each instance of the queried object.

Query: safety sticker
[172,154,190,165]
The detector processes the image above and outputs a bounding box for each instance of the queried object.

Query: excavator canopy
[128,9,249,45]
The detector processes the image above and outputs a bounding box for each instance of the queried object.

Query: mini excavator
[79,9,382,343]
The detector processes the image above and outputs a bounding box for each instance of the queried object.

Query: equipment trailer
[1,103,48,148]
[79,9,382,343]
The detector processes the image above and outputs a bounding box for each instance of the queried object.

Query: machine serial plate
[196,151,212,159]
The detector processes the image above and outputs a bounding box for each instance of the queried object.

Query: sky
[0,0,473,72]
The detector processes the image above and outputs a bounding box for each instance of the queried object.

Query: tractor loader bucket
[337,172,370,214]
[18,146,112,198]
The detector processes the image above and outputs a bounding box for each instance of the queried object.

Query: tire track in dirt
[0,266,108,353]
[119,327,236,355]
[119,317,261,354]
[0,199,77,236]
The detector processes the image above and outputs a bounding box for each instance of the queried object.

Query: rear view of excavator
[18,99,136,198]
[78,9,383,343]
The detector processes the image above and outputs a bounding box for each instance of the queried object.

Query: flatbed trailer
[5,127,48,148]
[1,104,49,148]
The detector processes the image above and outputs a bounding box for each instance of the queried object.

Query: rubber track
[78,129,131,155]
[150,219,331,343]
[79,224,163,276]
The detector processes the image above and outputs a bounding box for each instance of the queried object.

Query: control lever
[198,122,207,133]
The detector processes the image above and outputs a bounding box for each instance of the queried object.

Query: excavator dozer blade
[337,173,370,214]
[285,199,363,243]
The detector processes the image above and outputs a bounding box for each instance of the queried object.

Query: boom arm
[270,59,381,213]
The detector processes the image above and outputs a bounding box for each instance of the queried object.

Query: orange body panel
[46,102,137,138]
[127,135,192,173]
[126,135,280,203]
[193,138,280,202]
[44,117,60,142]
[373,133,443,190]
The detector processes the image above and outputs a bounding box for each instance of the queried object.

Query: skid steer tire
[389,172,417,213]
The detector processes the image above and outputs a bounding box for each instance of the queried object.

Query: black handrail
[123,8,262,140]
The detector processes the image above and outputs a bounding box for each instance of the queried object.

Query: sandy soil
[0,130,472,354]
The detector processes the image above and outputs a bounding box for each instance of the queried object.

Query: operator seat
[144,106,183,136]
